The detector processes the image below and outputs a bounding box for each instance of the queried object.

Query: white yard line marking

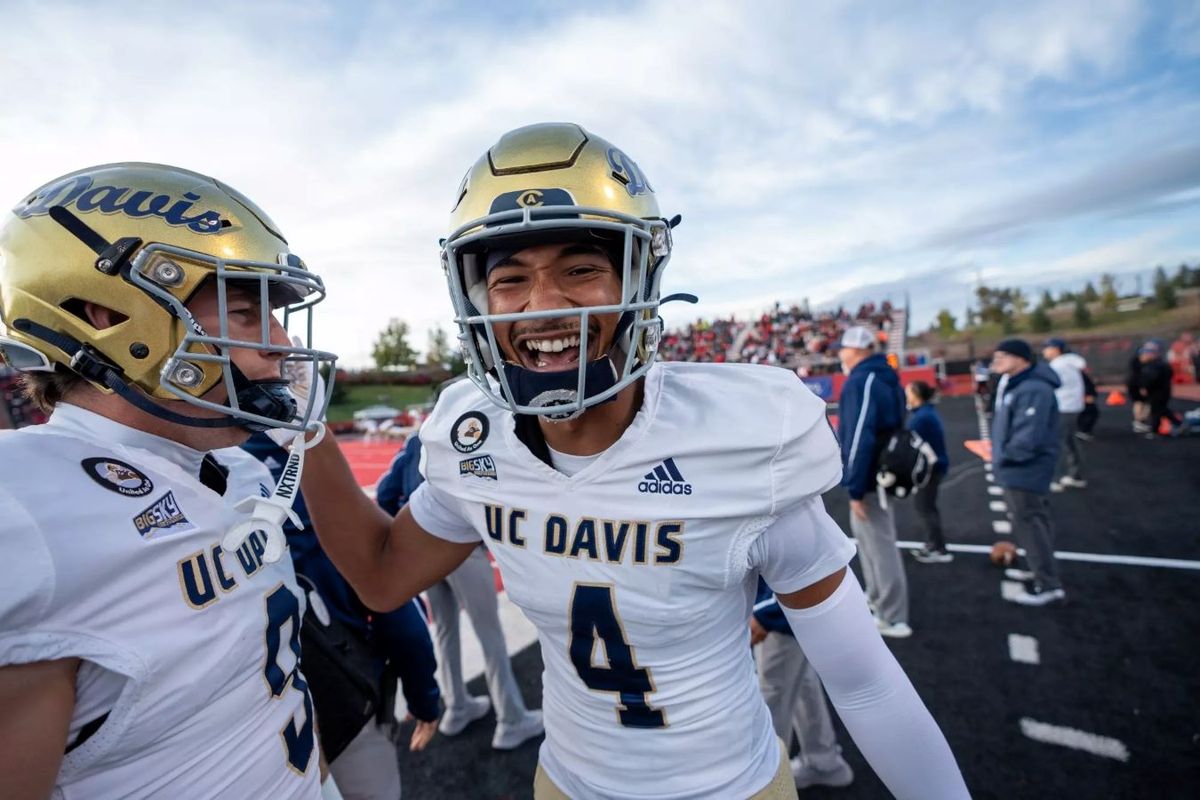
[993,520,1012,534]
[985,473,995,482]
[1001,580,1025,600]
[888,540,1200,571]
[988,485,1004,496]
[1019,718,1130,762]
[989,500,1007,512]
[984,463,992,471]
[1008,634,1040,664]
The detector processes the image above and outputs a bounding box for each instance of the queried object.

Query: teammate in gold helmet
[0,163,335,799]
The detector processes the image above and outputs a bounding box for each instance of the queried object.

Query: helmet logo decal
[517,189,544,207]
[606,147,653,197]
[451,411,489,453]
[15,175,227,234]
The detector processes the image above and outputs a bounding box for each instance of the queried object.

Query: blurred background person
[751,579,855,790]
[1043,338,1087,491]
[905,381,952,564]
[990,340,1066,607]
[1131,341,1178,438]
[376,434,544,751]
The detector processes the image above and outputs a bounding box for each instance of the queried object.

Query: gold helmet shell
[0,162,336,431]
[442,123,680,417]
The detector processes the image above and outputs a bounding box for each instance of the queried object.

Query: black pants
[1003,488,1063,591]
[914,470,946,551]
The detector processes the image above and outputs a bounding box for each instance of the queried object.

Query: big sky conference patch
[81,457,154,497]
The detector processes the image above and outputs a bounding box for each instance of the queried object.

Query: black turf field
[391,395,1200,799]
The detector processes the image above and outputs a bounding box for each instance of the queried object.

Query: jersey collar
[48,402,209,477]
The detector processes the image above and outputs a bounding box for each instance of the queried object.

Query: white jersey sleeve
[768,376,843,514]
[750,495,856,594]
[407,481,479,544]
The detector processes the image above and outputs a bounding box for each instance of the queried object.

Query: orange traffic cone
[1158,417,1173,435]
[1106,390,1127,406]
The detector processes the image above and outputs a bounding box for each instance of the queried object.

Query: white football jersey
[0,405,320,800]
[412,361,851,799]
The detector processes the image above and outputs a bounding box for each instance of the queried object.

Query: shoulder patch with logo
[81,457,154,497]
[132,491,191,537]
[451,411,489,453]
[459,454,498,480]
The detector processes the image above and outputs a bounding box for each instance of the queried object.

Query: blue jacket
[376,435,424,515]
[242,434,441,722]
[906,403,949,475]
[837,354,906,499]
[991,364,1061,493]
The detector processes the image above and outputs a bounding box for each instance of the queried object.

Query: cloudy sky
[2,0,1198,366]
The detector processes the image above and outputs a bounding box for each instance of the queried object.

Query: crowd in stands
[660,300,896,372]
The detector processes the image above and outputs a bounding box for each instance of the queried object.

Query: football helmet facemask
[0,162,337,432]
[441,122,691,420]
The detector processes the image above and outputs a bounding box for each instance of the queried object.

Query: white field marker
[1019,718,1130,762]
[988,485,1005,496]
[1001,580,1025,601]
[1008,633,1040,664]
[993,520,1012,534]
[989,500,1007,512]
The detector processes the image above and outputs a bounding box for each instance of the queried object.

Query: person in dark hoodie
[836,326,911,638]
[989,339,1066,606]
[905,381,952,563]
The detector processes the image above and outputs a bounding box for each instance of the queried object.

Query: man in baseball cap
[835,325,911,637]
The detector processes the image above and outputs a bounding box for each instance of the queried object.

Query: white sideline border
[1019,718,1130,762]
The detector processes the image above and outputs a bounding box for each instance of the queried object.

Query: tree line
[931,263,1199,337]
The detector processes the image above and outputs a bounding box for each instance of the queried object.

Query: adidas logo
[637,457,693,495]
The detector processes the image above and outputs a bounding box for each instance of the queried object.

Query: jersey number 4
[569,584,666,728]
[265,585,316,773]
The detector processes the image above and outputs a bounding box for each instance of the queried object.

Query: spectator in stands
[905,381,952,564]
[1042,338,1087,491]
[1131,341,1178,437]
[376,434,545,751]
[836,325,911,638]
[242,432,442,800]
[750,578,854,790]
[990,339,1066,607]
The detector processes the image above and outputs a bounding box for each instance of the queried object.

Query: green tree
[1038,290,1055,310]
[1011,288,1028,317]
[1173,264,1193,289]
[1028,305,1052,333]
[1081,281,1100,303]
[425,325,455,367]
[1153,266,1178,310]
[1059,289,1076,304]
[1099,273,1119,312]
[1072,297,1092,328]
[934,309,957,337]
[371,318,418,369]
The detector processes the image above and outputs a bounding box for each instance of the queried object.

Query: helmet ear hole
[60,298,128,330]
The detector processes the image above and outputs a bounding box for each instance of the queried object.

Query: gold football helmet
[442,122,687,418]
[0,162,336,431]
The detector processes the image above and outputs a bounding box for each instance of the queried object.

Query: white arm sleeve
[406,480,480,544]
[780,572,971,800]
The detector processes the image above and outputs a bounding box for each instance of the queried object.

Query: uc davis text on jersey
[483,505,683,565]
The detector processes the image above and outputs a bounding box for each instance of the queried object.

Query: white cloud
[0,0,1196,366]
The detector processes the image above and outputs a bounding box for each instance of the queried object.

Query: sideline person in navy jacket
[905,381,952,563]
[241,434,442,761]
[990,339,1066,607]
[836,326,911,637]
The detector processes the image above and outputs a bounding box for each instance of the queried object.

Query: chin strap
[221,422,325,564]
